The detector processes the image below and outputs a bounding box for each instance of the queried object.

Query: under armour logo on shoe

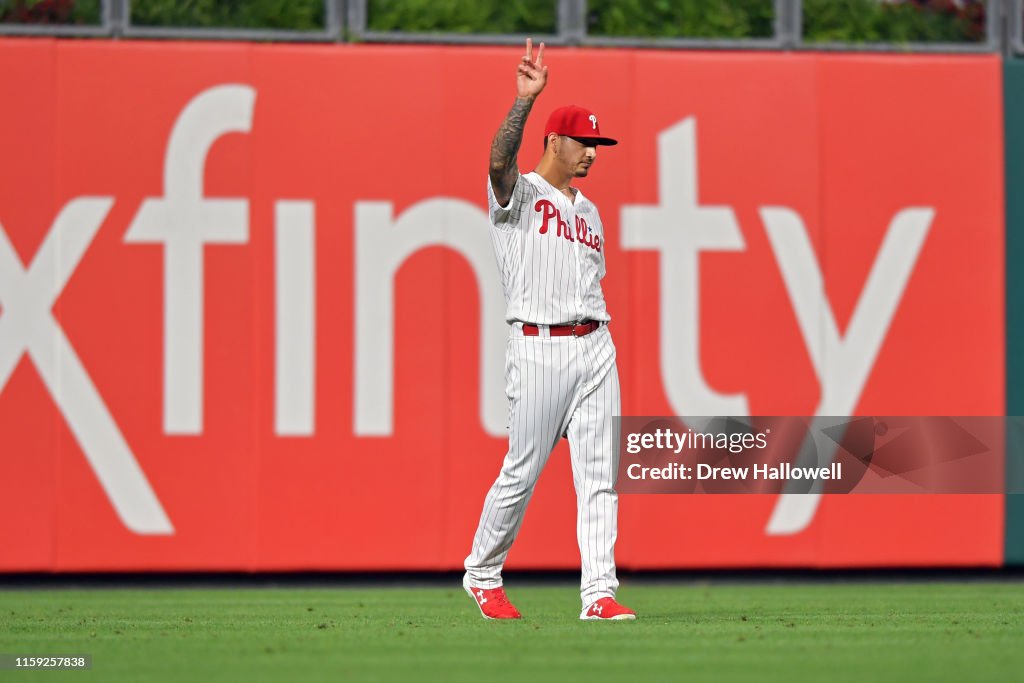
[475,589,488,605]
[581,597,636,620]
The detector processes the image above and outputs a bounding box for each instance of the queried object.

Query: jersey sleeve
[487,173,535,231]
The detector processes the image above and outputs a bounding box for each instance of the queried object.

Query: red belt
[522,320,602,338]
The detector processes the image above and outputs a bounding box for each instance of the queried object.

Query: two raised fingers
[523,37,544,68]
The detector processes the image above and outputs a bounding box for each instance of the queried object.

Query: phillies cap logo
[589,114,598,130]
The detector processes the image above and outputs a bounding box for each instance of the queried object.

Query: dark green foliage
[587,0,775,39]
[366,0,556,35]
[129,0,324,30]
[803,0,985,44]
[0,0,101,25]
[0,0,989,44]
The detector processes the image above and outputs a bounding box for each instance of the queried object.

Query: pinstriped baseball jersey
[487,172,611,325]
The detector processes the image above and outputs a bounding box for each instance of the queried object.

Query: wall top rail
[0,0,1018,56]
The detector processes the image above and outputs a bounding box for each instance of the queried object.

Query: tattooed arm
[490,38,548,207]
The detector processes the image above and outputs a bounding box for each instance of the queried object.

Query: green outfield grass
[1,582,1023,682]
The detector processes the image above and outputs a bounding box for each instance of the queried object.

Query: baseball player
[463,38,636,621]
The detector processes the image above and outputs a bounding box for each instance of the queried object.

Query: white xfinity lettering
[354,198,507,437]
[621,115,933,537]
[760,206,932,535]
[275,200,316,436]
[0,200,173,534]
[125,84,255,435]
[621,117,749,416]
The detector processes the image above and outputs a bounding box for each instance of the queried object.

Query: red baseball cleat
[580,597,636,621]
[463,575,522,620]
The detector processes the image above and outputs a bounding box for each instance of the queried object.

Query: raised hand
[490,39,545,204]
[517,38,548,100]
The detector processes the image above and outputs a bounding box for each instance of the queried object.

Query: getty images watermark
[615,417,1024,495]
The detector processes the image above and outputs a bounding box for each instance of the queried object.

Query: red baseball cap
[544,105,618,146]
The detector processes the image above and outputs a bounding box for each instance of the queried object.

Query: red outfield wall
[0,39,1005,571]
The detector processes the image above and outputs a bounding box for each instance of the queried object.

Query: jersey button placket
[572,207,585,320]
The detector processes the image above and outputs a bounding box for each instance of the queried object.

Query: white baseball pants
[465,323,621,608]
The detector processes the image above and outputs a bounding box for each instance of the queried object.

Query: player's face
[559,136,598,177]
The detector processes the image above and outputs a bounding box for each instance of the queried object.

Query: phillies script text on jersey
[535,199,602,252]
